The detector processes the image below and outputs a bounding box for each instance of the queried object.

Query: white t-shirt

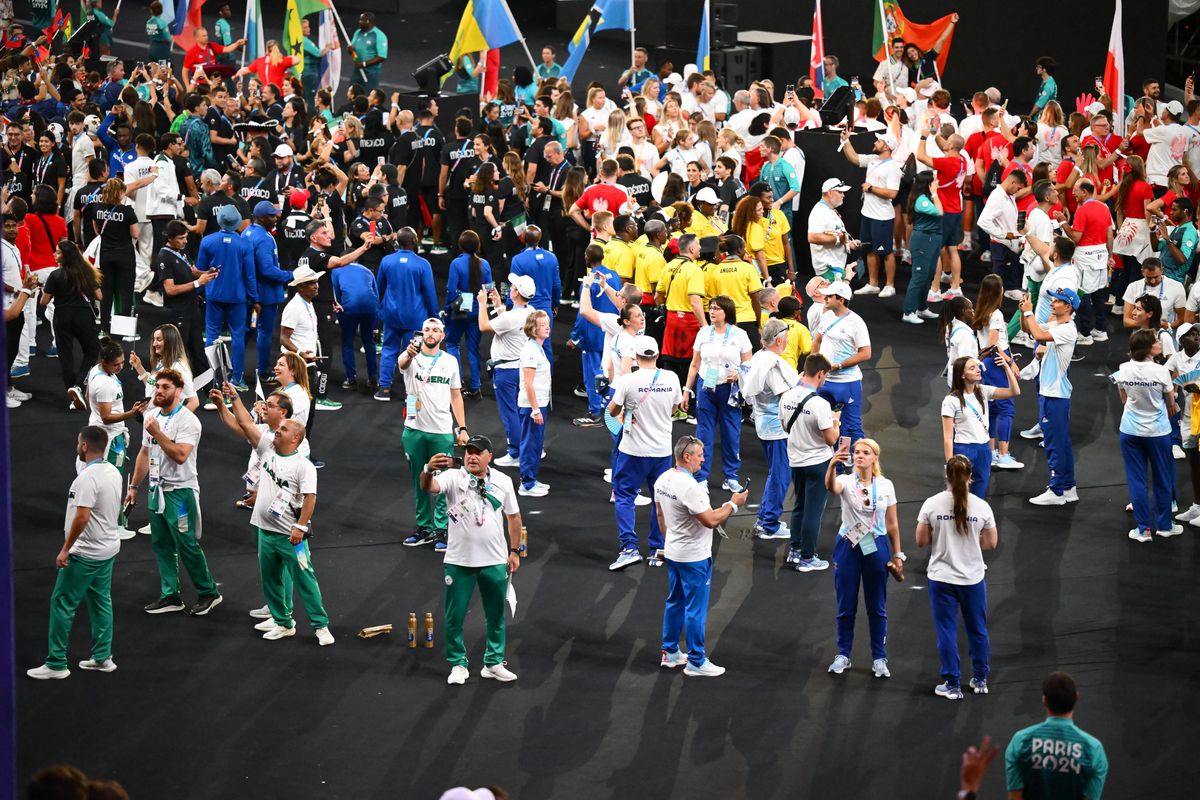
[401,350,461,433]
[1039,320,1078,399]
[440,467,520,568]
[1036,124,1069,168]
[780,385,835,467]
[1124,277,1186,325]
[655,467,715,562]
[1035,263,1079,324]
[1115,359,1173,437]
[630,140,658,177]
[945,319,979,385]
[834,473,896,536]
[941,386,998,445]
[250,432,317,535]
[612,366,682,458]
[281,294,320,355]
[807,200,849,272]
[693,324,751,386]
[816,309,871,383]
[124,154,158,218]
[87,368,127,439]
[1142,123,1200,186]
[871,59,908,89]
[858,155,902,221]
[518,338,552,408]
[142,403,202,491]
[65,461,122,560]
[281,381,311,427]
[976,309,1010,353]
[598,313,641,378]
[744,349,800,441]
[1,239,21,308]
[918,490,996,585]
[488,305,533,366]
[1020,207,1056,281]
[145,359,197,401]
[70,132,95,190]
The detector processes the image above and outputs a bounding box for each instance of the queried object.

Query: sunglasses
[859,485,872,509]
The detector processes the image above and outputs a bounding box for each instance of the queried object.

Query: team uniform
[1114,358,1176,537]
[654,467,719,669]
[402,351,462,540]
[815,309,871,445]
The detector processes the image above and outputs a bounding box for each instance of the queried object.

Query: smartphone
[838,435,851,451]
[1095,76,1105,92]
[376,156,385,166]
[786,84,795,96]
[451,455,464,468]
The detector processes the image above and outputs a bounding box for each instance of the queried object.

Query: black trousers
[737,320,761,352]
[444,197,469,252]
[53,305,100,389]
[560,223,590,299]
[6,315,24,370]
[100,254,135,333]
[173,307,207,378]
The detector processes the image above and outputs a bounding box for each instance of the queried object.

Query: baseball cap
[823,280,853,300]
[896,87,917,103]
[693,186,719,205]
[288,188,310,209]
[1085,101,1106,117]
[422,317,446,330]
[875,131,899,150]
[1167,100,1185,118]
[783,106,801,128]
[464,434,493,453]
[1178,322,1196,339]
[273,143,294,158]
[507,272,536,299]
[821,178,852,193]
[1045,287,1080,310]
[253,200,281,217]
[633,335,659,357]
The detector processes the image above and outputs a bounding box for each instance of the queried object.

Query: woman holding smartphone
[972,275,1023,470]
[941,355,1021,498]
[824,437,903,679]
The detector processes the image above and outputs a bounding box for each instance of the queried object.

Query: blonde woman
[653,94,688,153]
[653,130,704,179]
[1078,144,1117,202]
[517,310,553,496]
[600,108,631,159]
[274,351,313,428]
[693,120,719,175]
[717,127,745,179]
[639,77,661,119]
[580,86,613,148]
[130,324,199,411]
[1036,100,1069,168]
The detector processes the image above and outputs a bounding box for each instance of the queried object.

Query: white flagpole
[326,0,368,83]
[629,0,636,73]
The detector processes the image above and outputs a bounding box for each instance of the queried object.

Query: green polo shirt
[1005,716,1108,799]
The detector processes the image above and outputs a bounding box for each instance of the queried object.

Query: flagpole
[876,0,895,98]
[628,0,635,75]
[241,0,250,68]
[326,0,368,83]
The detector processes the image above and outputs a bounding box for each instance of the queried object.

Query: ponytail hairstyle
[856,437,884,478]
[458,229,483,292]
[97,337,123,371]
[945,454,973,535]
[937,295,972,349]
[950,356,985,409]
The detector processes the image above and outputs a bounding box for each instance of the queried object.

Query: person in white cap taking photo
[808,178,857,283]
[265,143,304,207]
[476,273,536,469]
[839,128,902,297]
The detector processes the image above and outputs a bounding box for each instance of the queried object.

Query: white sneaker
[918,309,939,320]
[900,312,923,325]
[942,287,964,298]
[5,393,19,408]
[481,662,518,682]
[979,251,992,263]
[660,649,688,669]
[262,625,297,641]
[1029,488,1067,506]
[249,605,271,619]
[1076,334,1094,346]
[925,290,943,304]
[118,528,137,540]
[492,453,519,467]
[138,523,152,534]
[721,479,745,493]
[1126,503,1134,512]
[827,654,851,674]
[872,658,891,678]
[447,665,470,685]
[683,659,726,677]
[878,285,896,298]
[1090,331,1109,342]
[994,454,1024,470]
[1174,445,1186,460]
[253,618,276,632]
[8,386,30,401]
[941,271,953,284]
[608,548,642,571]
[603,467,612,484]
[315,627,335,646]
[78,658,117,672]
[1128,528,1153,543]
[853,284,881,295]
[1175,503,1200,522]
[1020,424,1043,439]
[26,664,69,680]
[1157,524,1185,538]
[634,492,652,506]
[1062,487,1079,503]
[519,484,549,497]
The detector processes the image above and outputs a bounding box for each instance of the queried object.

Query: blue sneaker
[785,547,803,564]
[608,547,642,571]
[434,531,448,554]
[935,682,964,700]
[402,529,437,547]
[46,346,57,358]
[9,365,29,379]
[796,556,830,572]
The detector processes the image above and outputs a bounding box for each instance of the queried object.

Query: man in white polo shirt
[807,179,856,282]
[839,129,902,297]
[811,281,871,447]
[1122,257,1186,329]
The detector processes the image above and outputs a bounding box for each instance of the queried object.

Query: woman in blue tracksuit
[972,274,1021,470]
[941,355,1021,498]
[824,437,904,679]
[916,455,999,700]
[444,230,493,397]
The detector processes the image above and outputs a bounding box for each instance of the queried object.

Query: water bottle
[423,612,434,648]
[407,612,417,648]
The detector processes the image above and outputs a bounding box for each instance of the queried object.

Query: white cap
[821,178,852,193]
[896,87,917,103]
[919,81,941,98]
[273,143,295,158]
[633,335,659,357]
[823,280,853,300]
[693,186,720,205]
[1085,101,1106,117]
[1167,100,1185,118]
[875,131,898,151]
[507,272,536,299]
[683,63,699,78]
[83,114,100,134]
[783,106,801,127]
[664,72,684,87]
[1178,322,1196,339]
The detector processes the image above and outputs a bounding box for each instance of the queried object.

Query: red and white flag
[809,0,826,99]
[1103,0,1125,135]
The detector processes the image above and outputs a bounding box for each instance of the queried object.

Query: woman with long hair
[130,323,199,411]
[599,108,630,159]
[93,178,140,337]
[559,167,590,301]
[1113,155,1155,311]
[274,350,313,427]
[39,240,101,407]
[902,171,944,324]
[33,130,67,209]
[499,151,529,267]
[1077,144,1118,202]
[941,355,1021,498]
[653,94,688,153]
[682,295,753,489]
[639,77,661,120]
[937,295,977,384]
[84,338,148,475]
[693,120,718,172]
[660,174,687,209]
[281,98,309,158]
[517,310,553,496]
[653,130,704,179]
[468,161,504,269]
[972,274,1022,469]
[26,183,68,273]
[1145,164,1193,218]
[732,194,768,280]
[444,230,494,396]
[824,436,903,678]
[1116,328,1180,542]
[683,161,707,202]
[1036,100,1069,168]
[915,455,999,700]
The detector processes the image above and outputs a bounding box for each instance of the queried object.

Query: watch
[510,546,525,554]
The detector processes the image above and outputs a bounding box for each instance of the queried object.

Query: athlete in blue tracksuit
[1020,288,1079,505]
[569,256,621,421]
[242,202,294,383]
[508,227,561,362]
[811,282,871,449]
[198,204,257,387]
[331,262,380,386]
[444,238,494,394]
[375,230,438,400]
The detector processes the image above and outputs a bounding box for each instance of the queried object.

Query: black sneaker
[189,594,223,616]
[312,460,326,469]
[403,529,438,547]
[262,374,280,386]
[341,378,357,390]
[144,596,185,614]
[573,385,589,398]
[462,388,482,399]
[373,387,391,402]
[572,413,603,427]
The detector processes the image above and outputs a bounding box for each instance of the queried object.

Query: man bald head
[274,418,306,455]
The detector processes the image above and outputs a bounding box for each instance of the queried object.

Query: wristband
[894,551,907,562]
[193,280,200,290]
[18,287,32,296]
[723,500,738,513]
[456,426,468,433]
[1022,310,1033,317]
[293,523,309,532]
[423,464,434,474]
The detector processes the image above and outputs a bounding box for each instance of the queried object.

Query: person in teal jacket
[350,12,388,92]
[146,2,173,63]
[1032,57,1058,116]
[88,0,119,55]
[300,18,325,108]
[1005,671,1108,799]
[214,4,237,67]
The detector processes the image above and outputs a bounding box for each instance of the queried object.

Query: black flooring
[12,259,1200,798]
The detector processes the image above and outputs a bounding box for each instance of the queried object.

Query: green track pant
[443,562,508,668]
[44,554,115,670]
[257,528,329,630]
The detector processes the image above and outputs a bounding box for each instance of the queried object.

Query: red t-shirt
[248,55,299,92]
[23,213,66,270]
[931,155,967,214]
[575,183,631,216]
[183,42,228,73]
[15,225,30,277]
[970,131,1008,195]
[1001,160,1037,213]
[1055,158,1078,215]
[1079,131,1122,185]
[1122,179,1154,220]
[1127,133,1150,163]
[1073,199,1112,247]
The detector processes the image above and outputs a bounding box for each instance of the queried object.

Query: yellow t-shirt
[659,258,706,312]
[781,318,813,369]
[603,238,636,280]
[633,242,667,294]
[745,219,768,255]
[704,258,764,323]
[687,211,727,240]
[759,209,792,267]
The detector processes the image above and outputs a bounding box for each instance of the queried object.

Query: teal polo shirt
[1005,716,1108,799]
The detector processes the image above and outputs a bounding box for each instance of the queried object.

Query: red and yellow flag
[871,1,955,75]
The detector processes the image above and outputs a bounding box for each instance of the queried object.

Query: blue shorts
[941,212,964,247]
[859,217,894,255]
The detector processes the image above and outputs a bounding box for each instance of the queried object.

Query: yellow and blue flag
[696,0,710,72]
[561,0,631,82]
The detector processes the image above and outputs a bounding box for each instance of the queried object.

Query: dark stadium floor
[12,251,1200,799]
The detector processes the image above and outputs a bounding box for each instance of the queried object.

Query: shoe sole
[145,603,185,614]
[608,556,642,571]
[263,628,297,640]
[190,595,223,616]
[935,690,963,700]
[28,669,70,680]
[796,564,829,572]
[78,661,117,672]
[992,463,1024,470]
[481,673,517,682]
[67,388,85,410]
[828,666,849,674]
[873,671,890,678]
[402,539,435,547]
[971,685,988,694]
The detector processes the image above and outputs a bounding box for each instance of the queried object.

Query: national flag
[696,0,710,73]
[284,0,333,75]
[446,0,527,85]
[171,0,205,52]
[483,48,501,98]
[62,7,72,41]
[809,0,826,98]
[244,0,265,66]
[871,0,955,76]
[560,0,630,83]
[1103,0,1125,136]
[43,6,67,41]
[160,0,174,28]
[317,9,341,93]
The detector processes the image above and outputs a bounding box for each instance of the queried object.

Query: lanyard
[961,395,986,429]
[34,152,52,183]
[822,311,851,336]
[634,368,662,407]
[853,474,881,532]
[416,351,444,384]
[275,166,293,193]
[154,402,185,447]
[548,162,565,191]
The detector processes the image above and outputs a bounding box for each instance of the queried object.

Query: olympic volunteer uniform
[1114,357,1176,537]
[654,466,719,669]
[815,308,870,445]
[944,318,979,386]
[517,337,552,491]
[807,199,850,281]
[244,390,311,494]
[250,432,329,633]
[830,471,897,664]
[1124,275,1186,326]
[743,348,800,536]
[918,489,996,693]
[402,350,462,538]
[942,386,998,498]
[487,303,534,461]
[1037,317,1079,499]
[1005,718,1108,799]
[691,324,752,484]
